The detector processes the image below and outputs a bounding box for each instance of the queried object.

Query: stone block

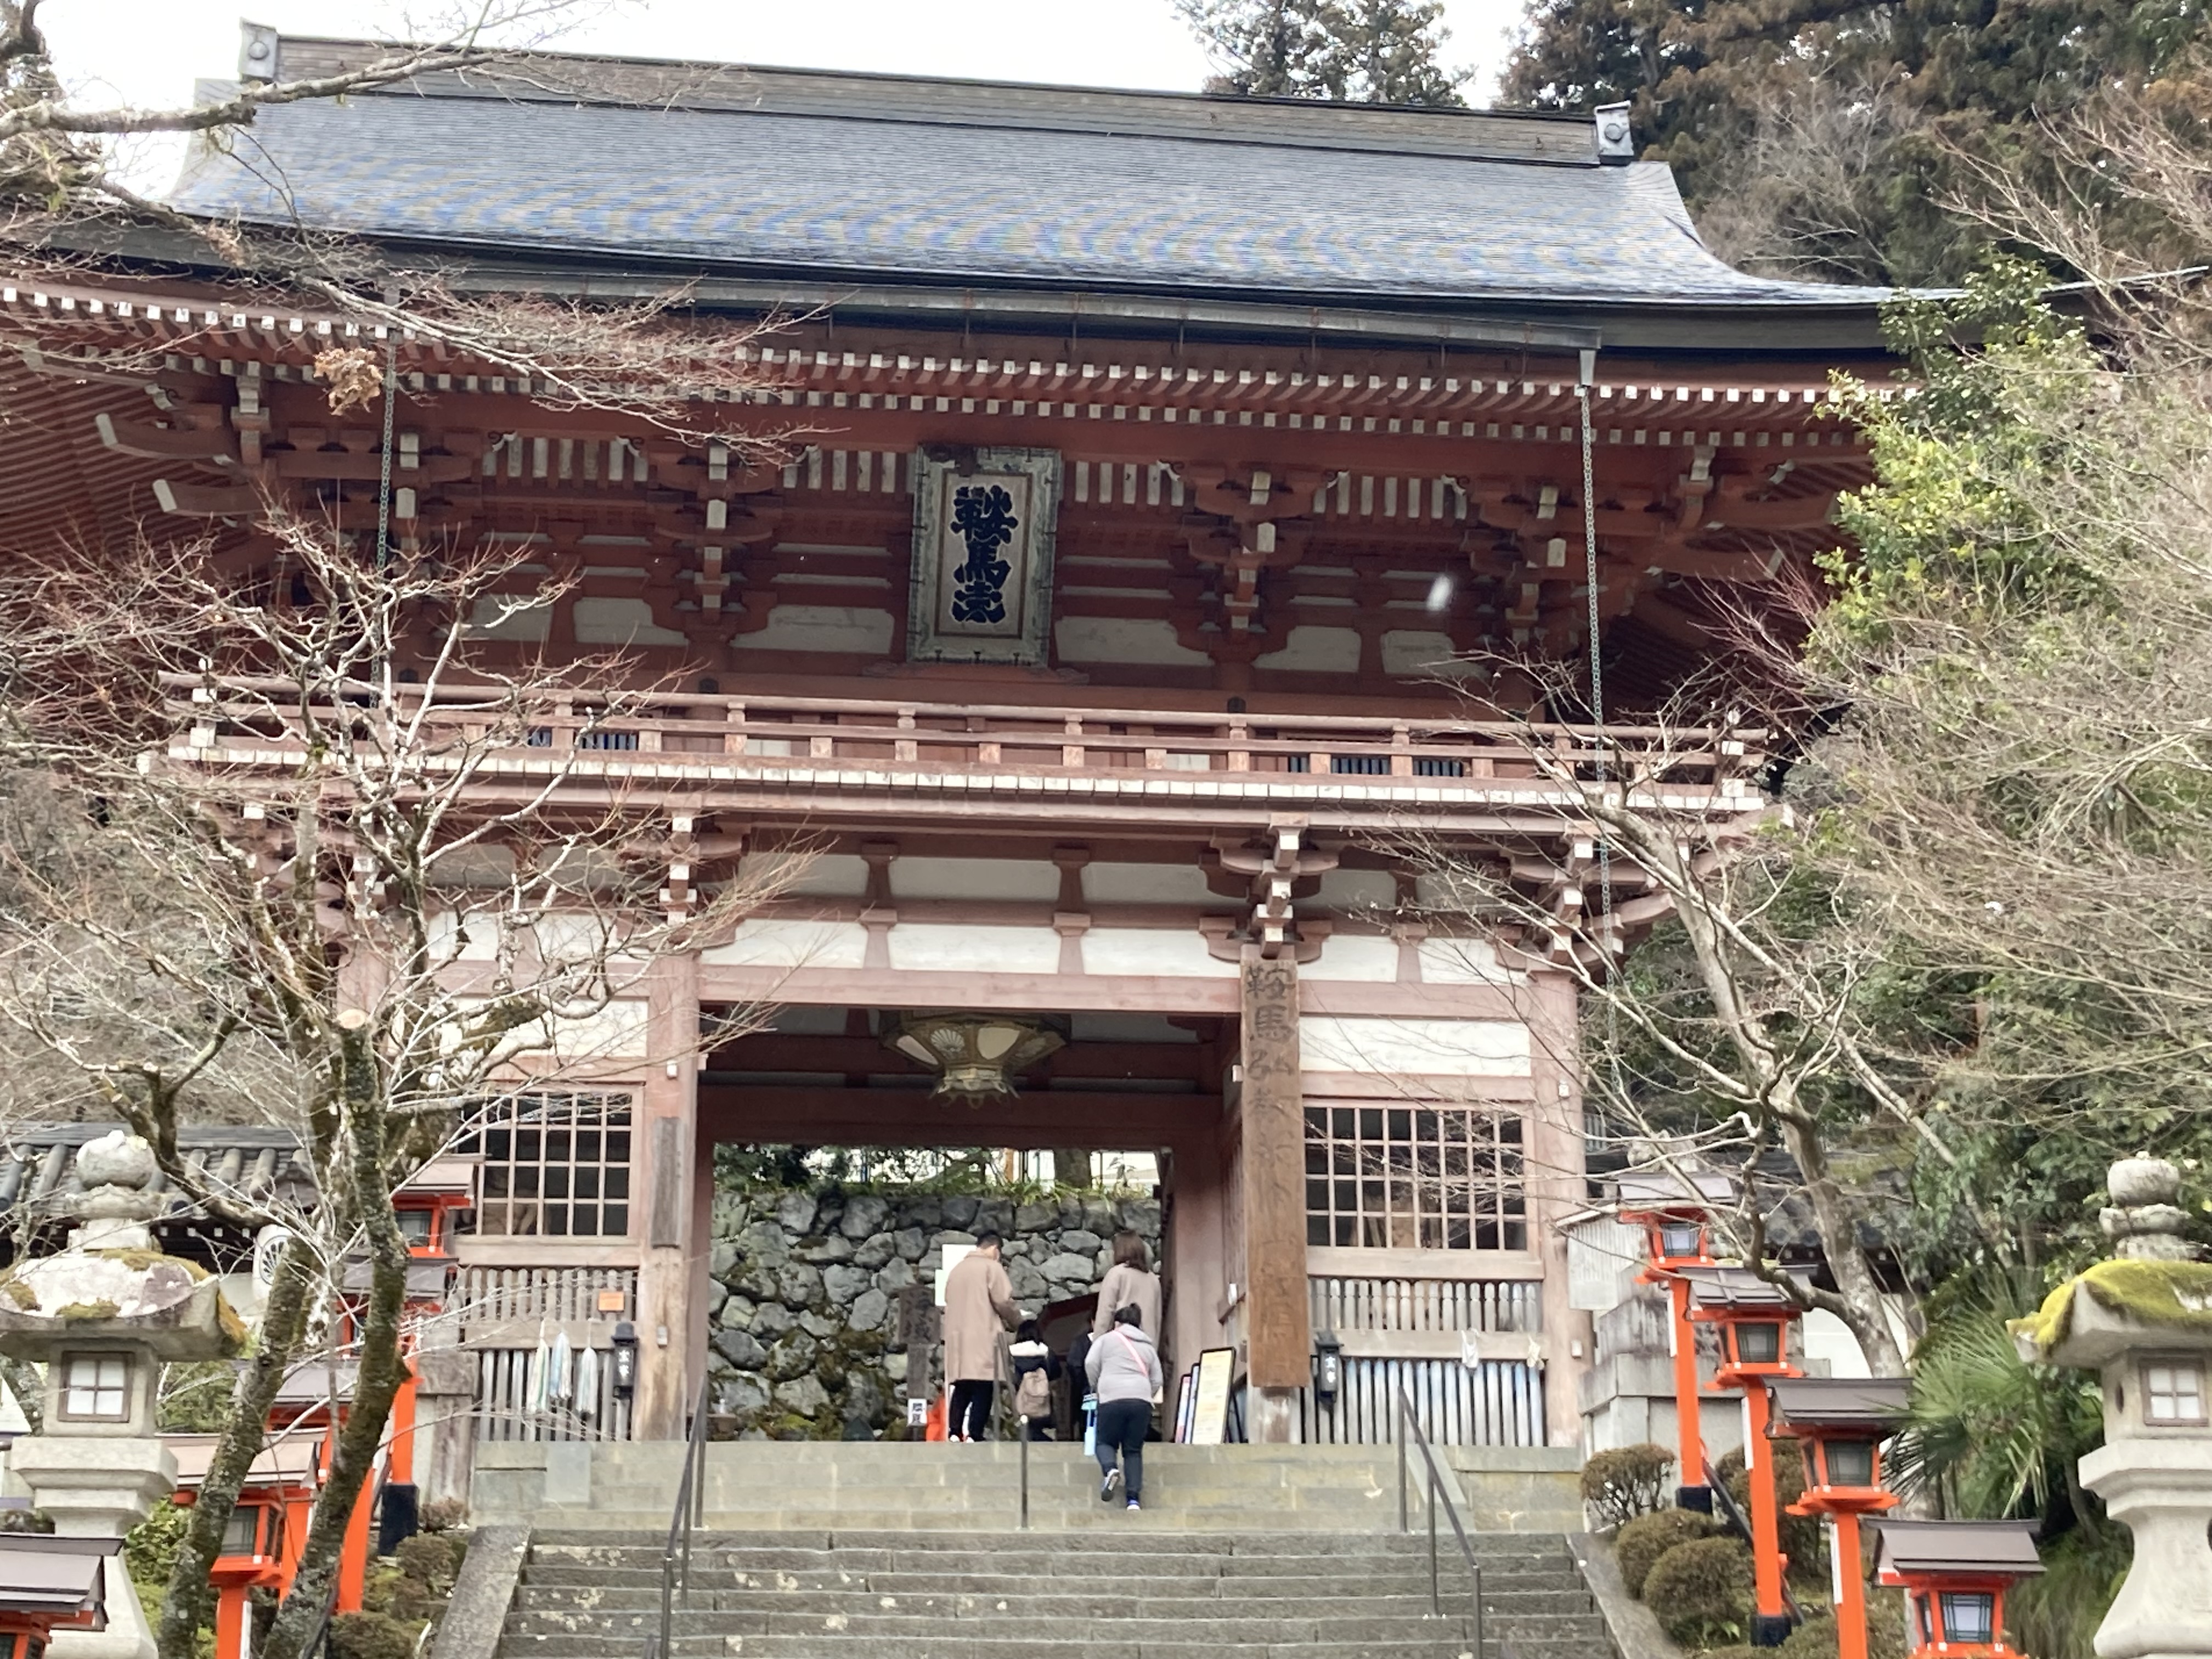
[821,1263,872,1304]
[798,1311,839,1339]
[882,1352,909,1383]
[851,1232,896,1269]
[706,1279,730,1317]
[874,1259,915,1293]
[839,1194,891,1239]
[776,1262,824,1307]
[752,1302,794,1338]
[765,1333,819,1381]
[905,1197,943,1229]
[709,1241,738,1279]
[741,1219,792,1265]
[1037,1251,1096,1286]
[1009,1261,1047,1303]
[940,1195,979,1228]
[893,1226,928,1262]
[719,1294,757,1329]
[774,1374,829,1415]
[1081,1198,1116,1234]
[1060,1229,1102,1255]
[1118,1198,1162,1235]
[714,1373,770,1414]
[974,1197,1013,1236]
[1014,1201,1057,1234]
[797,1234,855,1264]
[710,1328,765,1370]
[774,1191,819,1235]
[850,1288,890,1332]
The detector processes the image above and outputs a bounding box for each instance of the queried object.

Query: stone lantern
[2013,1155,2212,1659]
[0,1132,244,1659]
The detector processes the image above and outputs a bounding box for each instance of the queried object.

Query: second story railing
[165,676,1765,811]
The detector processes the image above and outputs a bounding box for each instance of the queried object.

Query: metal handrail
[646,1387,713,1659]
[1017,1414,1031,1531]
[1396,1388,1486,1653]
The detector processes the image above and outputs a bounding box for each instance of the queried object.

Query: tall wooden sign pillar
[1240,946,1309,1442]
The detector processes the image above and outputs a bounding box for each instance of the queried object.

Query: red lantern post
[1618,1171,1738,1513]
[1769,1378,1910,1659]
[1872,1521,2042,1659]
[1686,1267,1802,1646]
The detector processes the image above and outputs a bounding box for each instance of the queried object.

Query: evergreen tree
[1177,0,1470,105]
[1498,0,2212,284]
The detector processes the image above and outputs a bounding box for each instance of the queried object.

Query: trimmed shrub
[1773,1592,1910,1659]
[1717,1446,1825,1584]
[1617,1507,1722,1599]
[1643,1535,1756,1648]
[1583,1442,1676,1529]
[326,1611,418,1659]
[393,1532,463,1592]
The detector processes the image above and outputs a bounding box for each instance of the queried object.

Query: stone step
[517,1570,1587,1604]
[506,1609,1606,1645]
[511,1590,1591,1622]
[518,1553,1576,1584]
[497,1634,1599,1659]
[522,1537,1574,1569]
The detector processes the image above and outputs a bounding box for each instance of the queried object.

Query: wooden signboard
[1189,1347,1236,1447]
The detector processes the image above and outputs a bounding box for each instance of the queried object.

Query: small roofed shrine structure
[0,1537,120,1659]
[1618,1168,1739,1509]
[1769,1378,1910,1659]
[1686,1266,1803,1645]
[0,24,1900,1480]
[1871,1521,2043,1659]
[166,1435,323,1659]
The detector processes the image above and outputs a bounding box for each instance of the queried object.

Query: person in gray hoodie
[1084,1303,1163,1511]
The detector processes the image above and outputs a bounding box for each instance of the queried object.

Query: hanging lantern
[885,1013,1066,1104]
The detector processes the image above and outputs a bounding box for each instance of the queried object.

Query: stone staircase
[497,1527,1612,1658]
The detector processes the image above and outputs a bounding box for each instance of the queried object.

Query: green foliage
[2006,1526,2130,1659]
[1498,0,2212,283]
[1770,1592,1911,1659]
[1889,1267,2104,1524]
[393,1532,464,1593]
[1175,0,1469,103]
[1643,1534,1754,1647]
[1583,1442,1676,1530]
[1617,1506,1719,1598]
[158,1360,239,1432]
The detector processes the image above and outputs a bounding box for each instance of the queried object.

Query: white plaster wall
[1799,1309,1872,1380]
[887,924,1061,973]
[1054,616,1210,665]
[469,595,552,641]
[1255,625,1361,673]
[743,853,870,899]
[464,996,650,1063]
[738,605,895,654]
[1381,630,1480,679]
[1317,868,1396,909]
[703,918,870,970]
[891,857,1061,902]
[1418,938,1516,985]
[1302,934,1398,981]
[1084,864,1219,906]
[1080,928,1237,978]
[573,596,687,647]
[1300,1015,1532,1076]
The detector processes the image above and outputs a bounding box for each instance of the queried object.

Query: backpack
[1014,1362,1052,1418]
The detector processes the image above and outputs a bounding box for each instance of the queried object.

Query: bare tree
[0,507,798,1659]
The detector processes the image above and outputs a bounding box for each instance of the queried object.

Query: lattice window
[60,1355,129,1420]
[1304,1104,1526,1250]
[459,1097,633,1238]
[2145,1361,2207,1425]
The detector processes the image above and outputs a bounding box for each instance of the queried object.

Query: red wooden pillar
[1669,1274,1706,1501]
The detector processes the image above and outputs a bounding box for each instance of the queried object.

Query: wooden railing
[453,1266,637,1323]
[166,676,1765,808]
[1311,1273,1542,1336]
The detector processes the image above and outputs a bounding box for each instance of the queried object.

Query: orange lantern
[1872,1520,2042,1659]
[1769,1378,1910,1659]
[1685,1266,1802,1647]
[1618,1170,1738,1513]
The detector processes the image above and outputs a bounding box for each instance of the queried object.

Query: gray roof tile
[167,66,1871,312]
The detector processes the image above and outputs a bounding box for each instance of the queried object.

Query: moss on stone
[0,1278,36,1310]
[2012,1260,2212,1356]
[54,1299,121,1322]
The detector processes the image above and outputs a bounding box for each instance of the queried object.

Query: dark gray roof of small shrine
[165,46,1884,318]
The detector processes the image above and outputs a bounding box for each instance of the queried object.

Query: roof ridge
[254,34,1599,166]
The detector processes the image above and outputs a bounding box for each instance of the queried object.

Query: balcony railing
[165,678,1765,812]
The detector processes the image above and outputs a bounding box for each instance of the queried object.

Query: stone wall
[706,1186,1163,1438]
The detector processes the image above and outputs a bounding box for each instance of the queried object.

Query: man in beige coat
[943,1232,1020,1441]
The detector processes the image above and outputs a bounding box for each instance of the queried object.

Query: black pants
[1094,1398,1150,1500]
[949,1379,994,1440]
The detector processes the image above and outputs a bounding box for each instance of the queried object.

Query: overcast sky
[44,0,1527,115]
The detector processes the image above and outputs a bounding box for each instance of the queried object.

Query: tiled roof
[166,49,1876,314]
[0,1124,315,1216]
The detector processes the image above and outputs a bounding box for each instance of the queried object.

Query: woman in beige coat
[942,1232,1019,1441]
[1091,1232,1162,1339]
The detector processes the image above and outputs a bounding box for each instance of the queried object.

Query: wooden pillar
[1746,1380,1791,1644]
[1164,1132,1229,1410]
[634,949,702,1441]
[1526,968,1596,1446]
[1239,947,1308,1440]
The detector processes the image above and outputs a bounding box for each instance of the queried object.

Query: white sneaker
[1126,1499,1141,1511]
[1099,1468,1121,1503]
